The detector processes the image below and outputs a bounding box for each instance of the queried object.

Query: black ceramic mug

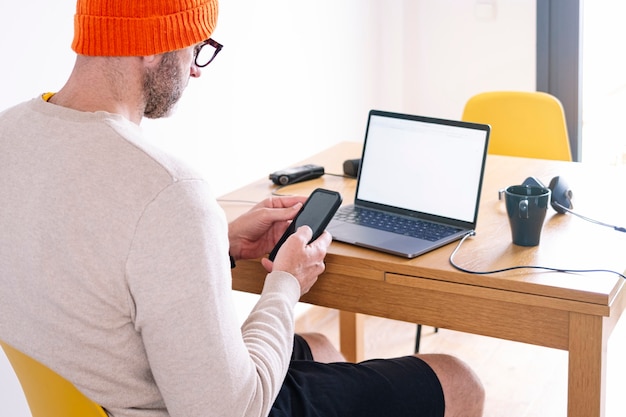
[504,185,551,246]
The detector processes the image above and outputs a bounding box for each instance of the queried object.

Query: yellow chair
[461,91,573,161]
[0,340,107,417]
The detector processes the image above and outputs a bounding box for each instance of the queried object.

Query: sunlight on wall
[582,1,626,164]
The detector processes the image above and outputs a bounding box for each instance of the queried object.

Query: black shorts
[269,335,445,417]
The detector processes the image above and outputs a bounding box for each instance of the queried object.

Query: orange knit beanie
[72,0,218,56]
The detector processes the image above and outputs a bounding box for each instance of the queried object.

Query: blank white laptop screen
[357,114,487,223]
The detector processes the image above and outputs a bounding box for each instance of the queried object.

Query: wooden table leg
[338,311,365,362]
[567,312,607,417]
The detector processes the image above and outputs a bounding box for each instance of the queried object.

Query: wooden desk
[220,142,626,417]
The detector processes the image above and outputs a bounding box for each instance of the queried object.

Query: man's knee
[298,332,346,363]
[417,354,484,417]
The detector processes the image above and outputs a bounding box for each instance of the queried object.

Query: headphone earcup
[342,158,361,178]
[548,176,573,214]
[521,176,546,188]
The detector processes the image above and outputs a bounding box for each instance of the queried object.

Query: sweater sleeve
[126,179,301,417]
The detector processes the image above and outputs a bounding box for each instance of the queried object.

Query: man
[0,1,484,416]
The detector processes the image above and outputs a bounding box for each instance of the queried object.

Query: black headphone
[520,176,625,232]
[521,176,573,214]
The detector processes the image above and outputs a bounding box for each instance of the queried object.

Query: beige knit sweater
[0,98,300,417]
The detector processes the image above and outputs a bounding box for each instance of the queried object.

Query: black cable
[220,173,352,200]
[449,232,626,280]
[217,199,258,204]
[553,202,626,233]
[323,172,350,178]
[271,173,353,196]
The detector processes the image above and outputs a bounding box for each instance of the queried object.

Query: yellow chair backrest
[461,91,572,161]
[0,340,107,417]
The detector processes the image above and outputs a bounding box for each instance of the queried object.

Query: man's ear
[142,54,161,68]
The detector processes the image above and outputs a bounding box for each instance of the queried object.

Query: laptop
[327,109,490,258]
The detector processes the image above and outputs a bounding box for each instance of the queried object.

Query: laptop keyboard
[334,206,461,242]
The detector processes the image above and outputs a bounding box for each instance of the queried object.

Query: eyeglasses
[194,38,223,68]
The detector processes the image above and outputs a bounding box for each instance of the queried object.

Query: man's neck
[49,55,145,125]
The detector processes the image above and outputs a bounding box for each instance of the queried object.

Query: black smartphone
[268,188,342,261]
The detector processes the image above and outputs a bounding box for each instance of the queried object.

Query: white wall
[404,0,536,118]
[0,1,534,415]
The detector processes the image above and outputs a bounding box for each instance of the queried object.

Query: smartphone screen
[269,188,342,261]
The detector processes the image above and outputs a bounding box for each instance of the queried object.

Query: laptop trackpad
[368,235,431,255]
[327,222,384,244]
[329,223,430,255]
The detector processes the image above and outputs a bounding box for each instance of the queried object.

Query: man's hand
[228,195,333,296]
[228,195,306,261]
[261,226,332,296]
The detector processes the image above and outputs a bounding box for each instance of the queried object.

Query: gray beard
[143,53,184,119]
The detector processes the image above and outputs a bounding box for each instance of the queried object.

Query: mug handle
[519,199,529,219]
